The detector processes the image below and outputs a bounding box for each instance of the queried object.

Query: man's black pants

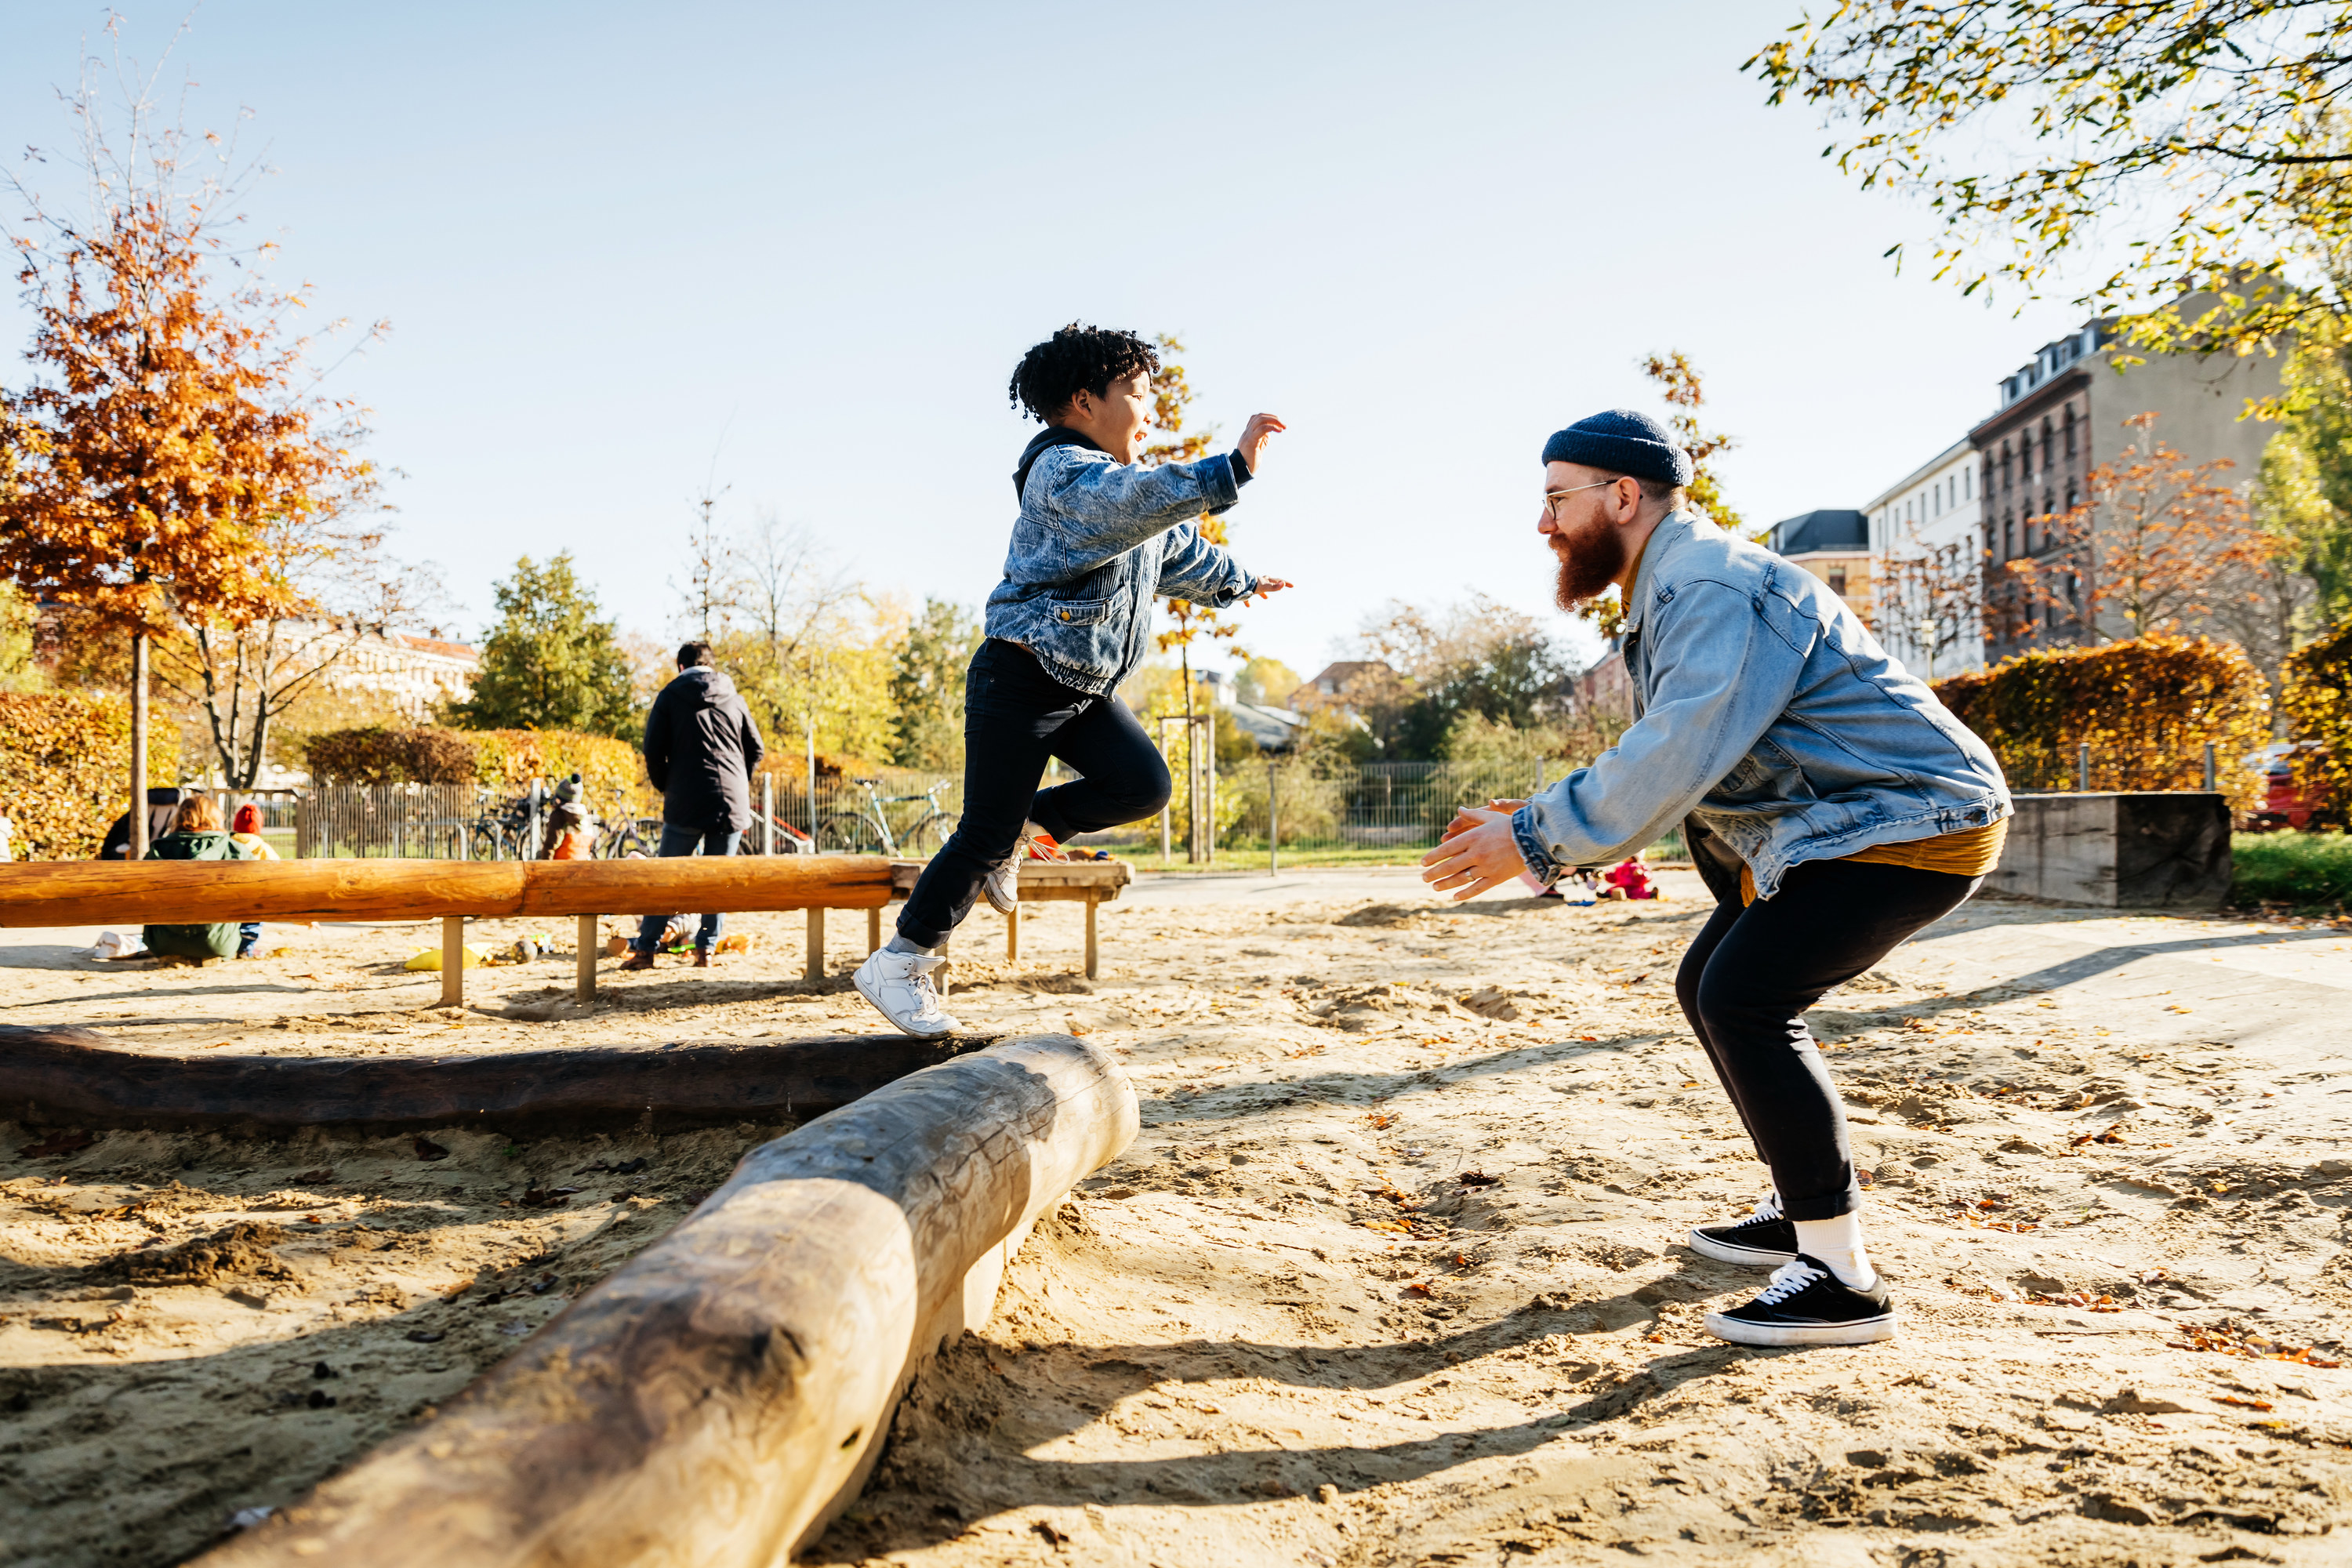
[897,639,1171,949]
[1675,850,1980,1221]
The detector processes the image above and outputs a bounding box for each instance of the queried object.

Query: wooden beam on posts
[0,856,895,930]
[200,1035,1138,1568]
[0,1023,984,1134]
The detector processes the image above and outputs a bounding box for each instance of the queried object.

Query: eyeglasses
[1542,479,1619,521]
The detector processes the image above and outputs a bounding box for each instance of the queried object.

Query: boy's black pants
[897,639,1171,949]
[1675,841,1979,1221]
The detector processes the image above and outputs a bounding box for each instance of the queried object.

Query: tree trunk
[0,1023,978,1134]
[129,629,149,861]
[198,1036,1138,1568]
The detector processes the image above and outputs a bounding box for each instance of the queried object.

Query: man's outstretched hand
[1420,806,1530,901]
[1247,576,1293,603]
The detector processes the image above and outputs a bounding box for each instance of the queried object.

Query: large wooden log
[516,855,894,916]
[203,1035,1137,1568]
[0,855,895,929]
[0,859,528,927]
[0,1025,981,1134]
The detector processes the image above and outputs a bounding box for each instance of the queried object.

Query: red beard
[1552,510,1629,609]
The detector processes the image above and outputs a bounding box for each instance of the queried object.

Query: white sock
[1790,1213,1875,1290]
[885,935,940,957]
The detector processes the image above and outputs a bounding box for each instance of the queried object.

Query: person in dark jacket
[626,642,766,969]
[144,795,252,960]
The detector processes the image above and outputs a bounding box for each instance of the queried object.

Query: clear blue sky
[1,0,2092,681]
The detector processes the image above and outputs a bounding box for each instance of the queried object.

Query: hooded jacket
[983,430,1261,695]
[643,666,767,833]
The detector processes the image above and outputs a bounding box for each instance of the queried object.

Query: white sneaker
[982,820,1053,915]
[854,948,962,1039]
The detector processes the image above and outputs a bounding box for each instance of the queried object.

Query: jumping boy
[1421,408,2010,1348]
[854,324,1290,1036]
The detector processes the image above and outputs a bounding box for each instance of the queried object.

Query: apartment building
[1865,439,1984,678]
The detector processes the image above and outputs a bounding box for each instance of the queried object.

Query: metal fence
[282,769,970,859]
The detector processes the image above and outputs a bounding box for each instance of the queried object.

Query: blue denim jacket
[1512,512,2009,899]
[985,442,1262,695]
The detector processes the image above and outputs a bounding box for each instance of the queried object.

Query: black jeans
[898,640,1171,948]
[1675,850,1980,1221]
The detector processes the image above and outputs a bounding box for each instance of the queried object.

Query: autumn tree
[887,597,980,771]
[451,554,636,737]
[0,30,377,848]
[2006,414,2283,647]
[1876,525,1983,680]
[1748,2,2352,361]
[1145,333,1250,699]
[1571,351,1744,640]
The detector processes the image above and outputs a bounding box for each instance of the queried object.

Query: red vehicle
[2247,742,2329,832]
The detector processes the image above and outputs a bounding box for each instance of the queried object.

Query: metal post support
[804,722,818,853]
[2203,742,2217,793]
[1268,761,1279,875]
[576,913,597,1003]
[805,906,826,981]
[441,916,465,1007]
[1204,720,1216,867]
[2078,742,2092,793]
[129,630,148,862]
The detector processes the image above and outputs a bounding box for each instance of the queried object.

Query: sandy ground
[2,873,2350,1565]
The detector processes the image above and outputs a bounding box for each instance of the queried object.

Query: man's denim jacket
[985,443,1261,695]
[1512,512,2009,899]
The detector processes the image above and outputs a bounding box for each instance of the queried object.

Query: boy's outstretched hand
[1420,806,1529,902]
[1247,576,1293,603]
[1239,412,1286,474]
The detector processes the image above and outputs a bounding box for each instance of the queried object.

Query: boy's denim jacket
[985,437,1261,695]
[1512,512,2009,899]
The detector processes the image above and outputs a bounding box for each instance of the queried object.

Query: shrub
[303,726,478,785]
[1930,635,2268,813]
[304,726,652,812]
[0,692,179,859]
[2281,611,2352,821]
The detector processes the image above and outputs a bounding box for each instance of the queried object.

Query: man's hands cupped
[1419,805,1531,901]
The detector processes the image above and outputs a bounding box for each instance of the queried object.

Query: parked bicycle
[815,776,954,856]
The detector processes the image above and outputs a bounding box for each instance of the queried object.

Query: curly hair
[1007,324,1160,423]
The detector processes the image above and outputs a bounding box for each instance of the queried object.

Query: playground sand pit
[4,876,2351,1564]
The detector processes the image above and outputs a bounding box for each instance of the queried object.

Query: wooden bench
[0,857,894,1007]
[872,856,1132,980]
[0,854,1137,1002]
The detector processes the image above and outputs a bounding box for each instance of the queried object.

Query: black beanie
[1541,409,1693,487]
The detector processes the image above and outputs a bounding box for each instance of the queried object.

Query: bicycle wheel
[903,812,953,858]
[815,812,883,855]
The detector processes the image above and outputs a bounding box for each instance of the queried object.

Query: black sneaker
[1704,1254,1896,1346]
[1687,1194,1798,1267]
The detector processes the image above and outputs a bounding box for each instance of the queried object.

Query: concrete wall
[1990,793,2233,909]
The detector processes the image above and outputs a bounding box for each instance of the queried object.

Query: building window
[2042,416,2055,473]
[2066,479,2079,510]
[2063,405,2077,458]
[1967,466,1975,499]
[2020,430,2034,477]
[2004,513,2016,558]
[1827,566,1849,597]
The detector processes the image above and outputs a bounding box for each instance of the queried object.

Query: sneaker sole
[981,880,1020,916]
[1686,1229,1799,1268]
[1701,1308,1896,1347]
[852,967,959,1040]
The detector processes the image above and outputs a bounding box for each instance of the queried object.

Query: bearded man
[1421,408,2010,1348]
